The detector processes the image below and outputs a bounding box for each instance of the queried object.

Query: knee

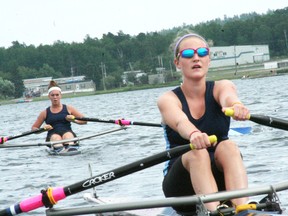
[182,150,210,169]
[216,140,242,158]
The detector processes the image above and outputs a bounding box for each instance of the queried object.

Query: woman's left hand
[66,115,75,122]
[223,103,250,121]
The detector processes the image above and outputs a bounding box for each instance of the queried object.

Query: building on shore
[23,76,96,97]
[210,45,270,68]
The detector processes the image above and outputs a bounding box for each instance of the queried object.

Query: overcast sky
[1,0,287,48]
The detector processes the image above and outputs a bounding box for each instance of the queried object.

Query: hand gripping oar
[0,135,217,216]
[225,108,288,131]
[0,127,126,148]
[0,127,46,144]
[73,117,162,127]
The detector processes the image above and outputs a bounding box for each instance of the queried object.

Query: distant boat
[16,98,33,103]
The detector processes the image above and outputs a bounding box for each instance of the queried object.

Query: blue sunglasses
[178,47,209,58]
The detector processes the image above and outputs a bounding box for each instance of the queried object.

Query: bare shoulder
[215,79,234,86]
[215,79,236,90]
[39,109,47,117]
[35,109,46,122]
[158,91,176,103]
[66,104,77,112]
[157,90,180,110]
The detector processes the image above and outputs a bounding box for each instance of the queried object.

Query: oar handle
[224,108,251,119]
[190,135,217,150]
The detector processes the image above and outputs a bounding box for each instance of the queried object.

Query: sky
[1,0,287,48]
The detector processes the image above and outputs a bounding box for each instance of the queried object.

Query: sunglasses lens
[197,48,209,57]
[181,49,195,58]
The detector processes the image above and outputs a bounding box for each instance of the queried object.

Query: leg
[163,157,197,214]
[182,149,220,211]
[62,131,77,145]
[50,133,64,148]
[214,140,248,206]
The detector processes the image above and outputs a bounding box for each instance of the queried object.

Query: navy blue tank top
[45,104,72,137]
[163,81,230,175]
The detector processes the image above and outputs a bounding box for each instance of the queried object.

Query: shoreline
[1,67,288,106]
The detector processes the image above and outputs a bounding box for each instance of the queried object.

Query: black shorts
[162,151,226,214]
[46,129,77,141]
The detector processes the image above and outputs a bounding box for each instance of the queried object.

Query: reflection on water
[0,75,288,215]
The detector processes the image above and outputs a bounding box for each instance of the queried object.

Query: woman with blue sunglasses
[157,32,250,214]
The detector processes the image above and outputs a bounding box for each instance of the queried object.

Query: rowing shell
[81,193,285,216]
[83,193,179,216]
[45,145,81,156]
[56,181,288,216]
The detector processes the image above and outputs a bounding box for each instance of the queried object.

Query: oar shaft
[0,127,126,148]
[74,117,162,127]
[0,145,192,216]
[0,128,46,144]
[65,135,215,195]
[225,108,288,131]
[249,114,288,131]
[0,135,216,215]
[65,143,194,195]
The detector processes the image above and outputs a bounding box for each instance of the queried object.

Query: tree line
[0,7,287,99]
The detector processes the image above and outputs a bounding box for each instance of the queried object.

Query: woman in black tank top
[157,32,250,214]
[31,80,87,151]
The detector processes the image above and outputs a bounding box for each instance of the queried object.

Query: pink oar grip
[20,187,66,212]
[0,137,8,144]
[114,119,131,125]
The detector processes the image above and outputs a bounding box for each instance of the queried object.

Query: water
[1,74,288,215]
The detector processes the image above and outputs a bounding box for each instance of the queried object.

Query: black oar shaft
[64,144,193,195]
[0,128,46,144]
[225,108,288,131]
[74,117,162,127]
[8,128,46,140]
[130,121,161,127]
[249,114,288,131]
[0,135,216,215]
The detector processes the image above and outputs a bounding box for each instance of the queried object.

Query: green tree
[0,77,15,99]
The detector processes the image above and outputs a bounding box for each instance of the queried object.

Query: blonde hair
[172,30,209,58]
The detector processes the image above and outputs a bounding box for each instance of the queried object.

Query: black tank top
[45,104,72,137]
[163,81,230,174]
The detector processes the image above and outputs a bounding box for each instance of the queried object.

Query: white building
[23,76,96,97]
[210,45,270,68]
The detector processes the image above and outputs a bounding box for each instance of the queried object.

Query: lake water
[0,74,288,215]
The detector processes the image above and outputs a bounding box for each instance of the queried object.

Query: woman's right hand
[189,131,212,149]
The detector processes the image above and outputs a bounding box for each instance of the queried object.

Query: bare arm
[157,91,210,148]
[66,105,87,125]
[214,80,249,120]
[32,110,49,130]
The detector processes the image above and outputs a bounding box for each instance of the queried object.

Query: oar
[45,181,288,216]
[0,127,46,144]
[0,127,126,148]
[74,117,251,134]
[229,127,252,134]
[73,117,162,127]
[0,135,217,216]
[225,108,288,131]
